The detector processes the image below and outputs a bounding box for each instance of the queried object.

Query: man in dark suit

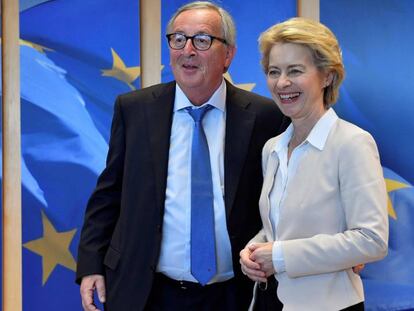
[76,1,286,310]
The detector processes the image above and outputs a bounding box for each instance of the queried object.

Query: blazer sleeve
[248,228,268,245]
[76,96,125,283]
[281,130,389,278]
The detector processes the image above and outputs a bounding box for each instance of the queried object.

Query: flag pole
[140,0,161,88]
[1,0,22,310]
[297,0,320,21]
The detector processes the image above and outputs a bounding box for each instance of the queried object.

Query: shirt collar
[306,108,338,151]
[271,108,338,153]
[272,123,294,154]
[174,79,226,112]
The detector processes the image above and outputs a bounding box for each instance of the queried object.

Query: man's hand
[239,246,267,283]
[80,274,106,311]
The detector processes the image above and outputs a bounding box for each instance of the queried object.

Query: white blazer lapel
[259,151,279,241]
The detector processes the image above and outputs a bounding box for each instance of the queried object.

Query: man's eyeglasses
[166,33,227,51]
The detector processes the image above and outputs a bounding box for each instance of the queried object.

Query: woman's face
[266,42,329,122]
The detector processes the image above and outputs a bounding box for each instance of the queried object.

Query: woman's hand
[353,264,365,274]
[239,246,267,282]
[249,242,276,277]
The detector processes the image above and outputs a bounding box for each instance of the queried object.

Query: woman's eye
[267,70,280,78]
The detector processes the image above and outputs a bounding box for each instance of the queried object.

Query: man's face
[169,9,235,100]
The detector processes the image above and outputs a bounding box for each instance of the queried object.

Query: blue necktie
[186,105,217,285]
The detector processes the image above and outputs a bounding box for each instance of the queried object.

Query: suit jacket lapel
[224,82,256,219]
[145,82,176,211]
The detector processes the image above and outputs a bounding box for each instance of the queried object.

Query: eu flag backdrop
[2,0,140,309]
[1,1,412,310]
[321,1,414,310]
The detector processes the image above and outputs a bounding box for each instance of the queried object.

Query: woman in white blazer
[240,18,388,311]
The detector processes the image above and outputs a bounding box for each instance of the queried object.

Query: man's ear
[223,46,236,73]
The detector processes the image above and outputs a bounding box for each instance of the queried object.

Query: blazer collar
[224,80,257,218]
[145,81,176,211]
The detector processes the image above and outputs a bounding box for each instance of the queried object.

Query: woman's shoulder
[333,118,375,143]
[332,118,379,156]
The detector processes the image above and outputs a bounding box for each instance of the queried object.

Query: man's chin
[176,77,203,89]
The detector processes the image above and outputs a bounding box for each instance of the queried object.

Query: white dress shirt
[157,80,234,283]
[269,108,338,273]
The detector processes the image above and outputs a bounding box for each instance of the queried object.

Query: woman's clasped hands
[240,242,275,283]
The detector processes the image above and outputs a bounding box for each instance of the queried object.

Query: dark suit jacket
[76,80,287,310]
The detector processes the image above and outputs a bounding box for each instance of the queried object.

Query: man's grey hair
[166,1,236,47]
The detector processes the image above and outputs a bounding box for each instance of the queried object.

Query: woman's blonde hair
[259,17,344,107]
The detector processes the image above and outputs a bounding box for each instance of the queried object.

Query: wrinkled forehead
[172,8,223,35]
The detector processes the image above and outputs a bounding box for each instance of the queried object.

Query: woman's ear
[324,71,334,87]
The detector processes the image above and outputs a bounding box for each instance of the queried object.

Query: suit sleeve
[281,131,389,278]
[76,97,125,283]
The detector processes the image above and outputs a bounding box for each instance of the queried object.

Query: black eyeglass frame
[166,33,228,51]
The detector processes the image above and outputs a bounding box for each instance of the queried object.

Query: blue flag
[321,0,414,310]
[362,168,414,310]
[1,0,139,309]
[8,1,412,310]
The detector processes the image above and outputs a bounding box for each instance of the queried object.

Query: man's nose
[182,38,197,55]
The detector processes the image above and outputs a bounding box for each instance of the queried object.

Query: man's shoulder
[227,84,289,134]
[229,84,274,106]
[116,81,176,105]
[230,86,283,120]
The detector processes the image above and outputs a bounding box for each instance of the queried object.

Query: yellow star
[101,48,141,90]
[385,178,410,219]
[224,72,256,91]
[20,39,53,54]
[0,38,53,54]
[23,210,77,285]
